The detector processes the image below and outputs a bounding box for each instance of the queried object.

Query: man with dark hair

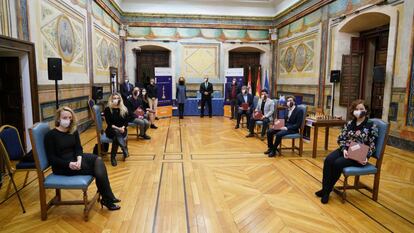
[235,85,253,129]
[246,89,274,139]
[265,95,303,157]
[226,78,241,119]
[199,77,214,117]
[120,79,133,103]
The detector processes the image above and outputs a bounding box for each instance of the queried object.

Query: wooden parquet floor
[1,117,413,233]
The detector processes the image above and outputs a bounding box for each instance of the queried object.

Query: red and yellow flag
[255,66,261,96]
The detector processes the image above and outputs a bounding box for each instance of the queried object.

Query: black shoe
[150,124,158,129]
[268,151,276,157]
[321,193,330,204]
[264,148,272,154]
[122,148,129,160]
[141,134,151,140]
[315,189,324,197]
[179,116,183,119]
[246,133,254,138]
[200,115,204,118]
[155,117,159,120]
[112,198,121,203]
[100,199,121,211]
[111,155,117,166]
[235,125,239,129]
[209,116,212,118]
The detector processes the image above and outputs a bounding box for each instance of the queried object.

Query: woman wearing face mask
[104,93,129,166]
[141,88,158,129]
[316,99,378,204]
[127,87,151,140]
[176,77,187,119]
[44,107,120,210]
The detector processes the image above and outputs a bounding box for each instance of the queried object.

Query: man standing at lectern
[199,77,214,118]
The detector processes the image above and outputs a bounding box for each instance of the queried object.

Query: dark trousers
[249,117,270,136]
[267,129,297,150]
[110,129,128,157]
[236,109,251,127]
[322,149,362,193]
[230,99,237,118]
[55,154,116,201]
[200,97,212,117]
[178,103,185,117]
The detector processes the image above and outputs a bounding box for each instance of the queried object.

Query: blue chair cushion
[282,133,301,139]
[44,174,94,189]
[343,163,378,176]
[16,161,36,169]
[256,121,263,125]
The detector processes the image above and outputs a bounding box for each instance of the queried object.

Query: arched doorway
[338,12,390,119]
[229,46,265,95]
[135,45,170,87]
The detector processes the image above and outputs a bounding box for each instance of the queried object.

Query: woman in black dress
[44,107,120,210]
[104,93,129,166]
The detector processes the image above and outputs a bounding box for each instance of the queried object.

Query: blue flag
[264,69,269,91]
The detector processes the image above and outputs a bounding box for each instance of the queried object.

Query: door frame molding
[0,35,40,122]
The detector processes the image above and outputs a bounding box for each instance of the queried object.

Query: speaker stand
[55,79,59,109]
[331,82,335,116]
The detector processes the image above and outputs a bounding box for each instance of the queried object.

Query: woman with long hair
[141,88,158,129]
[176,77,187,119]
[44,107,120,210]
[127,87,151,139]
[104,93,129,166]
[316,99,378,204]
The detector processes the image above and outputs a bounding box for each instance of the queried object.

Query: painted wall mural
[328,0,383,17]
[128,27,269,42]
[278,32,318,78]
[94,27,119,75]
[182,44,219,79]
[278,9,321,39]
[92,1,119,34]
[40,0,86,72]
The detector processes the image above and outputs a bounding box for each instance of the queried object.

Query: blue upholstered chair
[278,104,307,156]
[213,91,221,98]
[0,125,36,199]
[88,99,127,158]
[334,118,390,202]
[29,122,99,221]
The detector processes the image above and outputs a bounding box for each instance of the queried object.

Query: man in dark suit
[265,95,303,157]
[199,77,213,117]
[226,78,241,119]
[120,79,134,103]
[235,85,253,129]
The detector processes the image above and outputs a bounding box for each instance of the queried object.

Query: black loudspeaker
[330,70,340,83]
[48,58,62,81]
[92,86,103,100]
[373,66,385,82]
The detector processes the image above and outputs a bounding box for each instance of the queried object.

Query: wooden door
[370,32,388,118]
[0,57,24,141]
[136,51,169,87]
[340,55,362,109]
[229,52,261,94]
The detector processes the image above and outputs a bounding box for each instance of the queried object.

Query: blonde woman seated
[316,99,378,204]
[45,107,120,210]
[104,93,129,166]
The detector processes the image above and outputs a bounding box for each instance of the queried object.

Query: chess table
[305,117,346,158]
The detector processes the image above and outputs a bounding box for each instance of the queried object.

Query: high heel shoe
[112,198,121,203]
[100,199,121,211]
[122,148,129,161]
[111,155,117,166]
[315,189,324,197]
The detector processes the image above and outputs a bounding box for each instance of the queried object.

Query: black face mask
[179,81,184,85]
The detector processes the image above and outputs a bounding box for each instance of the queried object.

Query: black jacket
[104,107,129,138]
[236,93,254,111]
[199,82,214,99]
[284,106,304,132]
[120,82,134,99]
[127,96,145,120]
[147,84,158,98]
[226,83,241,100]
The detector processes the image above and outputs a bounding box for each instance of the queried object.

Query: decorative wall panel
[182,44,219,79]
[40,0,86,72]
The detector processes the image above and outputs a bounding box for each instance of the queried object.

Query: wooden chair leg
[97,142,102,157]
[23,171,30,186]
[83,190,89,221]
[291,139,295,152]
[342,176,348,203]
[279,141,282,156]
[372,172,381,201]
[39,186,48,220]
[56,189,61,202]
[5,173,14,199]
[354,176,360,188]
[299,138,303,157]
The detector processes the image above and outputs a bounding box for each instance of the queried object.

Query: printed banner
[155,67,172,117]
[224,68,244,105]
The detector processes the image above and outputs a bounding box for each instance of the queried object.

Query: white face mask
[353,110,366,118]
[60,119,71,128]
[242,90,246,94]
[112,99,120,105]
